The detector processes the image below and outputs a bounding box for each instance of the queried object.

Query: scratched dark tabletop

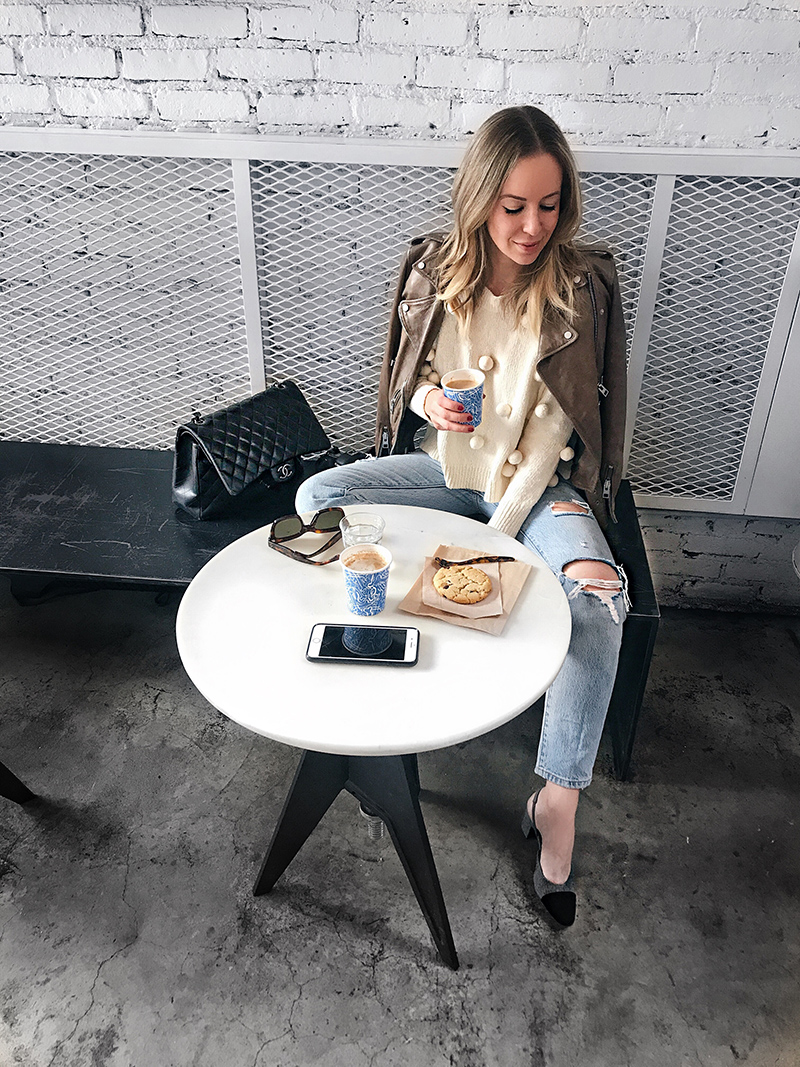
[0,440,306,587]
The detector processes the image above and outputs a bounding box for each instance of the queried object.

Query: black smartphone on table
[306,624,419,666]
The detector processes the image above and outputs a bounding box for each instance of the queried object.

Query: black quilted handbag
[172,381,331,520]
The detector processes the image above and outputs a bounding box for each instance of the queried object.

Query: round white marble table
[176,503,571,968]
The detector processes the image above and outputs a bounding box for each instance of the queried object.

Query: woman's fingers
[424,389,474,432]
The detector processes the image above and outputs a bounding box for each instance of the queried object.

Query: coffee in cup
[343,547,386,572]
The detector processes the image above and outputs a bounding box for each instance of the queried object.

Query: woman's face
[485,153,562,279]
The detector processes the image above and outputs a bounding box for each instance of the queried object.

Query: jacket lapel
[398,265,445,368]
[538,308,603,465]
[538,311,578,363]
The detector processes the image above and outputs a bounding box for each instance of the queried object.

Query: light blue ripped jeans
[296,451,628,789]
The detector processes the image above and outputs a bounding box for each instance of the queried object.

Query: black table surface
[0,440,310,587]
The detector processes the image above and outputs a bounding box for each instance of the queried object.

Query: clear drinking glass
[339,512,386,548]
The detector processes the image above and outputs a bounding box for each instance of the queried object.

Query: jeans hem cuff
[535,766,591,790]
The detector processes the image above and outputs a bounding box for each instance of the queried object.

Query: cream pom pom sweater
[409,290,573,537]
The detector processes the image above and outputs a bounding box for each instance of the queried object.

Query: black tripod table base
[0,760,36,804]
[253,749,458,970]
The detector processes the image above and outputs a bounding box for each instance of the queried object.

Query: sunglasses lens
[315,508,344,531]
[273,516,303,539]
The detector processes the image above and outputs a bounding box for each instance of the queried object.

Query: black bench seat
[0,440,308,602]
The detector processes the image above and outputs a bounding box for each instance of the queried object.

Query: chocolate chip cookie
[433,564,492,604]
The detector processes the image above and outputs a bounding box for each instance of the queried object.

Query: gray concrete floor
[0,577,798,1067]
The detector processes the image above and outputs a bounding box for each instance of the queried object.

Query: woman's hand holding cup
[424,369,486,432]
[423,387,475,432]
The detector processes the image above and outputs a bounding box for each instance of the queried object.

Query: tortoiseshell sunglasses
[269,507,344,565]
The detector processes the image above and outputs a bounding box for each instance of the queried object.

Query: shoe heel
[521,809,535,839]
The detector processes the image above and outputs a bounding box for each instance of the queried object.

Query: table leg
[346,754,458,971]
[0,760,36,804]
[253,750,348,895]
[253,750,458,970]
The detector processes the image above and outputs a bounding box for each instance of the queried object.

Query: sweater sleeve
[408,380,438,420]
[487,400,573,537]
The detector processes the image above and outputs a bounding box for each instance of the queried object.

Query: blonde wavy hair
[437,106,584,334]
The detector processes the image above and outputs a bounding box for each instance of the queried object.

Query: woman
[296,105,629,927]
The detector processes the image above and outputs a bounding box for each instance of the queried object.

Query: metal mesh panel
[251,164,654,453]
[579,172,656,349]
[4,144,796,511]
[628,175,800,499]
[250,160,453,453]
[0,152,249,448]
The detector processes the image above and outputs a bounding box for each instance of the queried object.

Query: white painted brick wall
[358,93,450,131]
[613,62,714,95]
[664,0,749,9]
[553,99,663,137]
[22,43,117,78]
[255,91,350,126]
[718,60,795,97]
[479,14,582,53]
[640,511,800,612]
[47,5,144,38]
[0,81,51,112]
[668,102,772,141]
[552,0,636,6]
[772,107,800,141]
[696,17,800,54]
[368,10,469,49]
[0,5,43,35]
[587,16,692,53]
[253,7,358,45]
[55,84,149,118]
[151,5,247,40]
[154,87,249,121]
[0,0,797,146]
[216,46,313,82]
[510,60,610,95]
[417,54,504,92]
[320,49,414,87]
[121,48,208,81]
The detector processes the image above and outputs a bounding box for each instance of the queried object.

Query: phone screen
[309,625,416,664]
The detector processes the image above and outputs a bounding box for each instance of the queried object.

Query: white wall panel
[745,306,800,519]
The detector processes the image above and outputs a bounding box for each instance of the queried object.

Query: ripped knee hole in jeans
[551,499,631,622]
[564,571,630,623]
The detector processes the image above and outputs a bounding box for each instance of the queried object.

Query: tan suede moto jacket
[374,234,628,526]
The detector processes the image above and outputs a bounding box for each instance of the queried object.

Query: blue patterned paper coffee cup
[441,369,485,428]
[341,544,392,616]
